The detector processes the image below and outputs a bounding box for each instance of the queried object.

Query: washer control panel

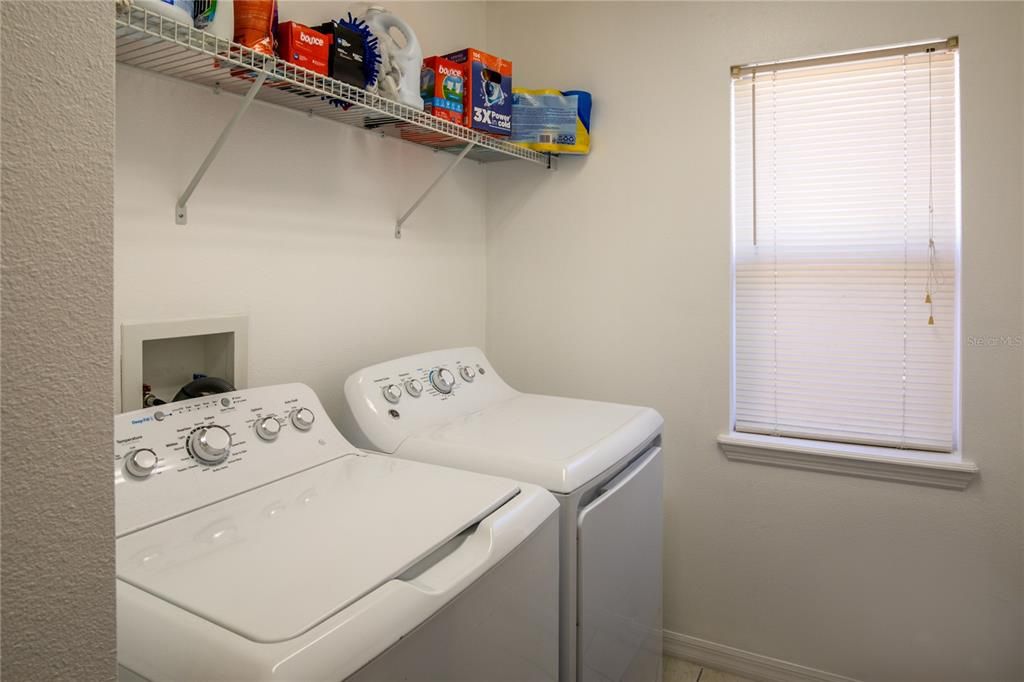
[114,383,351,536]
[344,347,520,454]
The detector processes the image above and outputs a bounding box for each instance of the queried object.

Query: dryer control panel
[344,347,520,454]
[114,383,352,536]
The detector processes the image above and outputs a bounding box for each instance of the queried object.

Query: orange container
[234,0,277,56]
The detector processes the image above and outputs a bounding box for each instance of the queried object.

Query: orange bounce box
[277,22,330,76]
[421,56,466,126]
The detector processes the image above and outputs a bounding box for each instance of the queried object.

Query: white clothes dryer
[344,348,664,682]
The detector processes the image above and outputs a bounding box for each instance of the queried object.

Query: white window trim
[718,432,978,490]
[725,41,969,487]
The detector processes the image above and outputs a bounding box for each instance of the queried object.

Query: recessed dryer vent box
[120,315,248,413]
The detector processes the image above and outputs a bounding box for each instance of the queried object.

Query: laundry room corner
[114,1,492,420]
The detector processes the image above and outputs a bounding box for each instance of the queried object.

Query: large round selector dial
[290,407,315,431]
[459,365,476,382]
[125,448,159,479]
[189,425,232,465]
[429,367,456,394]
[255,416,282,442]
[382,384,402,404]
[405,378,423,398]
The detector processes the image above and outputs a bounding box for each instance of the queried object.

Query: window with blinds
[731,41,959,453]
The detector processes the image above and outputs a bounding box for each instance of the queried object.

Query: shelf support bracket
[395,141,476,239]
[175,72,268,225]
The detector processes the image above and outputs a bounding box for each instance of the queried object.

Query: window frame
[722,40,975,489]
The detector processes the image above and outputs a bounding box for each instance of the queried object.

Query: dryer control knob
[290,407,315,431]
[189,425,232,465]
[255,416,281,442]
[459,366,476,382]
[430,368,455,394]
[382,384,402,404]
[125,448,159,479]
[405,378,423,397]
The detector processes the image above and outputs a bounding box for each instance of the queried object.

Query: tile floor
[664,655,755,682]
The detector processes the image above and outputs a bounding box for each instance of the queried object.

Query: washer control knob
[382,384,402,404]
[290,407,315,431]
[459,366,476,382]
[430,368,456,394]
[255,416,281,442]
[125,448,159,479]
[405,378,423,397]
[189,425,232,465]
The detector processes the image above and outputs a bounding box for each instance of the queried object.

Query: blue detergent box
[442,48,512,136]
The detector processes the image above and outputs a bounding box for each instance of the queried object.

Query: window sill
[717,432,978,490]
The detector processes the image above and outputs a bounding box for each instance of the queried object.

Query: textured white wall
[1,1,116,678]
[115,2,492,422]
[486,3,1024,681]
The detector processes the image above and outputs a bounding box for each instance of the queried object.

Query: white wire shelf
[115,5,551,166]
[116,5,554,235]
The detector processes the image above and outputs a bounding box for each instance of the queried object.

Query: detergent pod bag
[511,89,592,155]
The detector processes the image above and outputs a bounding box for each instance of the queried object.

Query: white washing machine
[343,348,664,682]
[115,382,559,681]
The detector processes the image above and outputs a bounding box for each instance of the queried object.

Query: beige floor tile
[697,667,756,682]
[662,656,701,682]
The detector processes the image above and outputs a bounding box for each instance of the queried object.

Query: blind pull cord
[752,71,758,247]
[925,48,938,325]
[901,54,909,449]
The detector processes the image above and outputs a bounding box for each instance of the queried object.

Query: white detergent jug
[134,0,194,26]
[363,5,423,110]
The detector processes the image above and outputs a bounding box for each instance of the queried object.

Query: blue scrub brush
[342,12,382,90]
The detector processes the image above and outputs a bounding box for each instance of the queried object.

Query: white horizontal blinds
[733,48,958,452]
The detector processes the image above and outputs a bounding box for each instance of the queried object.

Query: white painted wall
[115,2,490,420]
[486,3,1024,681]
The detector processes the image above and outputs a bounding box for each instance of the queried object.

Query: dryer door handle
[582,445,662,515]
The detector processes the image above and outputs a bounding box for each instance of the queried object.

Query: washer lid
[116,453,519,643]
[399,394,664,493]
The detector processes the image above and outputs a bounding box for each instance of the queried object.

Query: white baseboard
[663,630,860,682]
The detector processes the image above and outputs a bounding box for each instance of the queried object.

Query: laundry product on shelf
[421,57,465,125]
[233,0,277,56]
[193,0,232,39]
[363,6,424,109]
[315,18,377,88]
[511,89,592,155]
[135,0,195,26]
[277,22,330,76]
[442,48,512,136]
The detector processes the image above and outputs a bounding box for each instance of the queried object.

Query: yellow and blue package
[510,89,591,154]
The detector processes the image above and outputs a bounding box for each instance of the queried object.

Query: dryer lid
[116,453,519,643]
[400,394,664,493]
